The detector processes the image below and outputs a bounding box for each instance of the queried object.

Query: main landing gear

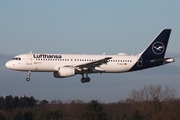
[26,71,31,82]
[81,73,90,83]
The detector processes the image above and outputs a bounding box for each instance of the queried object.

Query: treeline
[0,85,180,120]
[0,95,36,110]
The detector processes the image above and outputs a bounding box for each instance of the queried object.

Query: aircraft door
[137,57,142,67]
[26,54,33,65]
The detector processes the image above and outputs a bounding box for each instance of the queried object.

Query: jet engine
[53,67,75,78]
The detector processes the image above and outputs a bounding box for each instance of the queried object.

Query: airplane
[5,29,174,83]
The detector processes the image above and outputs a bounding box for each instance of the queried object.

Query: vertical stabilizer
[140,29,171,59]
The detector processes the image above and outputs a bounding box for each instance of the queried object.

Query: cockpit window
[12,57,21,60]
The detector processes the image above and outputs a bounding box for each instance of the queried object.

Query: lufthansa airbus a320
[5,29,174,83]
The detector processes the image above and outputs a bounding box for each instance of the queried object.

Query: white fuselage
[5,53,140,73]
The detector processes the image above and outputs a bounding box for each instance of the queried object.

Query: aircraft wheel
[81,78,85,83]
[85,77,90,82]
[26,77,30,81]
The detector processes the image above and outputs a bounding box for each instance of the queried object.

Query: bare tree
[129,85,176,102]
[129,85,176,119]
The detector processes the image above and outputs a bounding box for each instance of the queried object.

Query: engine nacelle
[53,67,75,78]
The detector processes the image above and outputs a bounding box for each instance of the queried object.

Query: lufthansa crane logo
[152,42,165,55]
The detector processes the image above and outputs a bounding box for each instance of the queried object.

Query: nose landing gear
[26,71,31,81]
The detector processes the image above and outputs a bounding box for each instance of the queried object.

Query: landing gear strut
[81,73,90,83]
[26,71,31,81]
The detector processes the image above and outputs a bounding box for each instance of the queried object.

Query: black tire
[81,78,85,83]
[26,77,30,81]
[85,77,90,82]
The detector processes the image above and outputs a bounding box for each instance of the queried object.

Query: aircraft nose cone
[5,61,15,69]
[5,61,11,68]
[5,61,20,70]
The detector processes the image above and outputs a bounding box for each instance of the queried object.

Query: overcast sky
[0,1,180,103]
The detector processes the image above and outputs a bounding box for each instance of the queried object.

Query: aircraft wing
[74,57,112,71]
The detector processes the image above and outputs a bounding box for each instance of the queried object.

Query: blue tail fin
[129,29,173,72]
[140,29,171,59]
